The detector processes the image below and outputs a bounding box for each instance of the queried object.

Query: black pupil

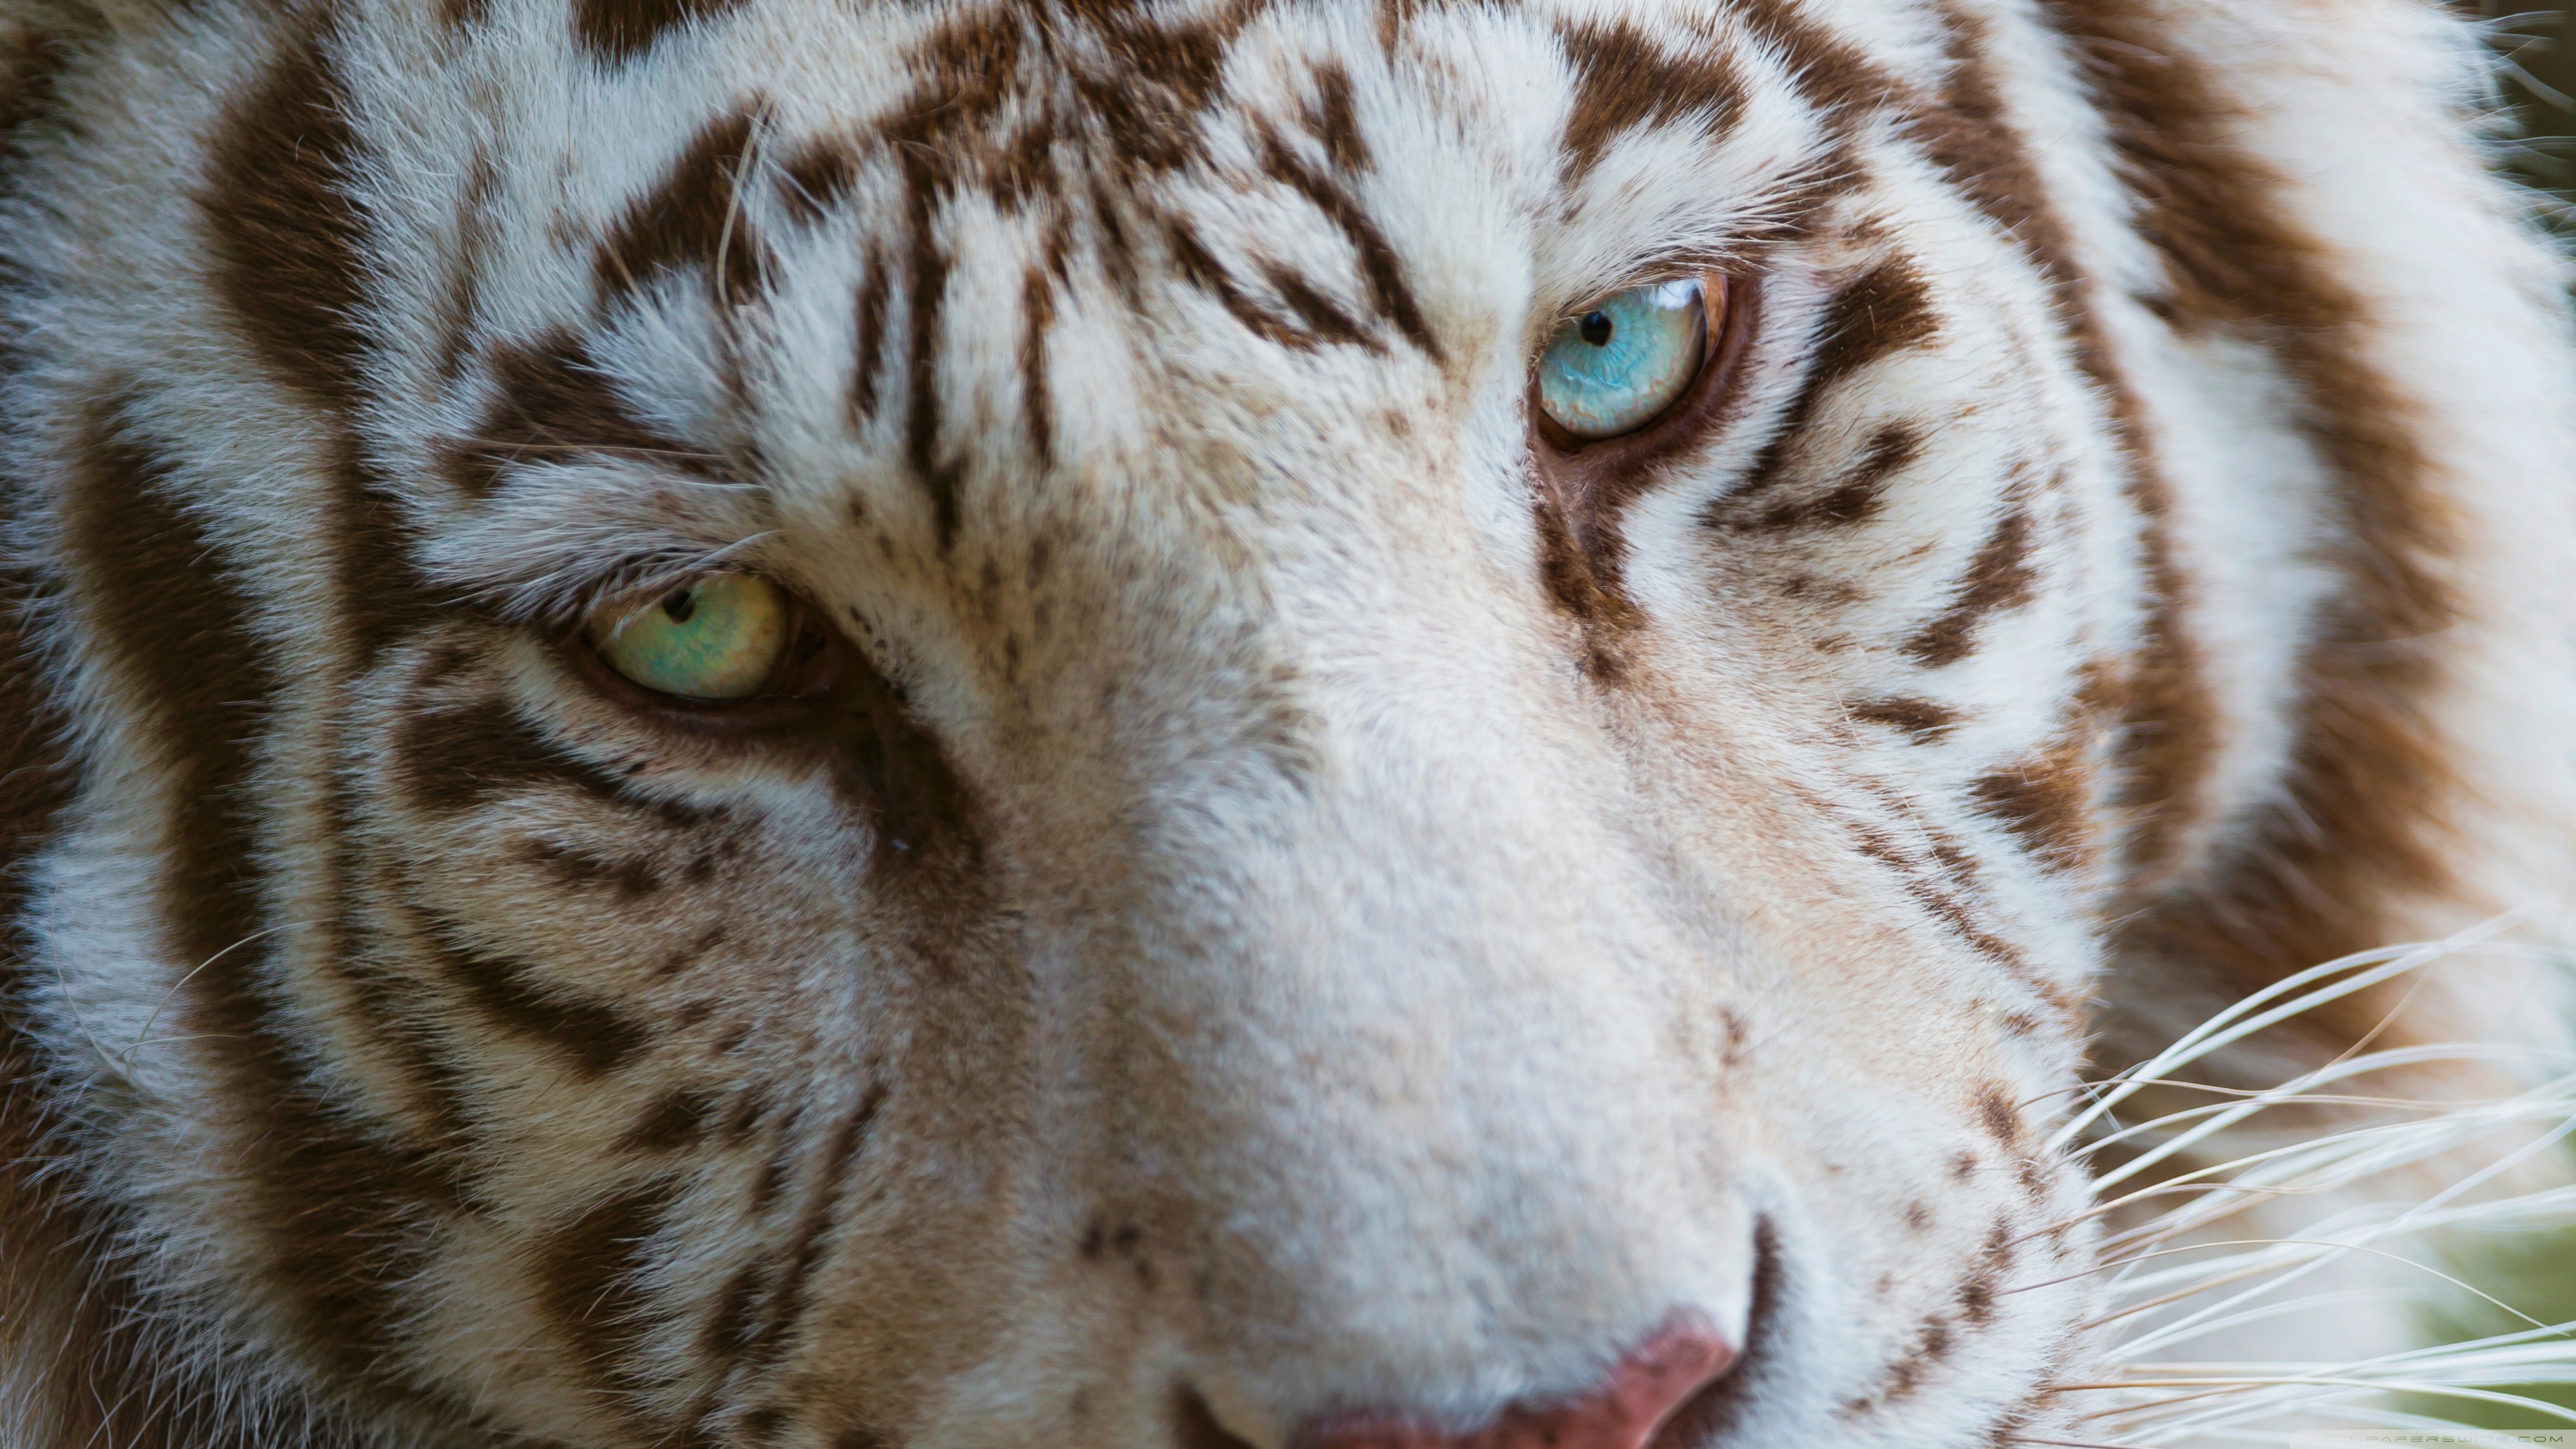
[661,589,697,624]
[1578,311,1613,346]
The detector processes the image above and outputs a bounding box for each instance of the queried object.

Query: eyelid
[1555,273,1709,327]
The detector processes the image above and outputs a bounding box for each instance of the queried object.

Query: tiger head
[2,0,2569,1445]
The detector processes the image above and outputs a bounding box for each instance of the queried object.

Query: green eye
[1535,274,1724,440]
[588,573,789,700]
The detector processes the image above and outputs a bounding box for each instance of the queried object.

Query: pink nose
[1295,1323,1736,1449]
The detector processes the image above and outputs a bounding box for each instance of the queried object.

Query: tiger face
[4,0,2571,1444]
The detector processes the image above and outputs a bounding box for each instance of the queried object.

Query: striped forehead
[338,0,1864,576]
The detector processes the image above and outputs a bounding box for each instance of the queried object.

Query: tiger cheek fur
[3,0,2573,1445]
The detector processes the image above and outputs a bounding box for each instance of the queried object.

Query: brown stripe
[595,109,768,307]
[63,396,457,1402]
[1303,62,1368,173]
[747,1087,883,1369]
[1265,262,1374,350]
[622,1089,718,1153]
[1061,15,1235,178]
[391,694,668,817]
[1927,4,2216,890]
[419,917,649,1078]
[575,0,744,63]
[871,12,1042,547]
[1850,697,1958,743]
[334,439,441,669]
[0,22,67,167]
[1088,175,1142,302]
[200,15,369,414]
[0,438,180,1445]
[1168,224,1312,352]
[1831,778,2074,1012]
[2046,0,2459,1021]
[217,16,461,1176]
[849,246,891,425]
[1256,129,1439,360]
[538,1177,694,1434]
[1732,422,1921,532]
[315,774,481,1200]
[444,328,706,497]
[433,146,499,387]
[1903,503,2036,666]
[902,225,964,547]
[523,838,662,897]
[702,1257,770,1360]
[780,138,862,225]
[1972,737,2093,873]
[1020,263,1057,467]
[1728,0,1909,124]
[1719,257,1940,512]
[1557,19,1743,178]
[1807,257,1940,393]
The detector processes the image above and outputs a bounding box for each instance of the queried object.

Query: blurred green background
[2410,12,2576,1432]
[2483,2,2576,229]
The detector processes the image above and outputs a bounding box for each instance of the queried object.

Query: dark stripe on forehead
[622,1089,718,1152]
[1558,20,1743,179]
[434,147,499,387]
[2048,0,2459,1031]
[445,329,708,497]
[876,10,1031,546]
[576,0,744,63]
[780,138,862,225]
[849,245,891,426]
[201,21,441,666]
[1021,264,1056,467]
[336,441,442,668]
[1256,131,1439,360]
[905,231,965,548]
[62,397,457,1401]
[1304,63,1367,173]
[1168,225,1329,353]
[201,16,368,414]
[597,109,768,308]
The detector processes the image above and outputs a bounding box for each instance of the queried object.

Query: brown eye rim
[1529,269,1758,469]
[559,578,863,736]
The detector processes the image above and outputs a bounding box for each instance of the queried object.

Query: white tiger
[3,0,2575,1443]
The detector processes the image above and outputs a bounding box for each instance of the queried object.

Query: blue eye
[1535,275,1723,440]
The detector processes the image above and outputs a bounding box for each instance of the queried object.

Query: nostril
[1293,1321,1737,1449]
